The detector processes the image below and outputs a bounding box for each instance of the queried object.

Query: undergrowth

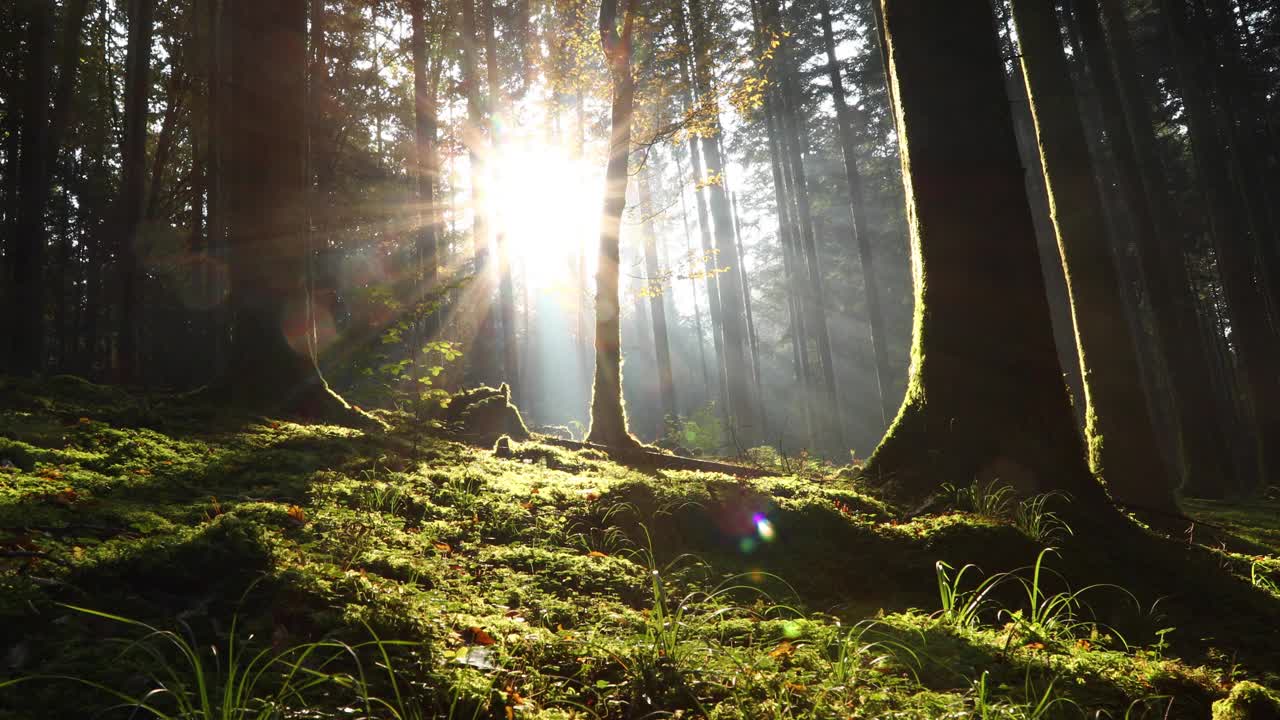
[0,376,1276,718]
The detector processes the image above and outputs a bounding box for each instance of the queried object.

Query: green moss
[1214,682,1280,720]
[2,377,1278,719]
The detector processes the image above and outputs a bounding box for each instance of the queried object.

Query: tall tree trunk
[1194,0,1280,321]
[586,0,641,449]
[765,97,816,447]
[817,0,893,427]
[686,0,759,444]
[672,10,729,424]
[1073,0,1236,497]
[731,191,765,436]
[116,0,155,384]
[863,0,1108,509]
[9,0,53,376]
[1010,0,1177,512]
[675,151,713,406]
[640,167,677,425]
[410,0,440,340]
[208,0,227,377]
[146,60,188,219]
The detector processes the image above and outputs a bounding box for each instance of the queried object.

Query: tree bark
[1010,0,1177,512]
[586,0,642,449]
[481,0,519,396]
[863,0,1109,509]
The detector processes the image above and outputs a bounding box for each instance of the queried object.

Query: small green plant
[1013,492,1073,544]
[945,480,1073,543]
[934,560,1007,630]
[827,619,922,686]
[999,548,1132,649]
[360,482,409,516]
[1250,561,1279,595]
[946,478,1016,519]
[971,669,1079,719]
[567,502,636,556]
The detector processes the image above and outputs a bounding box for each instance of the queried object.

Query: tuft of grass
[945,480,1074,544]
[2,605,379,720]
[934,560,1007,630]
[1013,492,1073,544]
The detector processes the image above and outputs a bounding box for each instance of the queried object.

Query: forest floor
[1,375,1279,719]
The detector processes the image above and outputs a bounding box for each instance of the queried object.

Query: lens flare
[754,513,776,542]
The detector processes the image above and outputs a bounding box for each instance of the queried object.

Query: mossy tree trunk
[862,0,1109,509]
[586,0,641,450]
[1009,0,1177,512]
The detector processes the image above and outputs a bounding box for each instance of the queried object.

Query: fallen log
[536,437,771,478]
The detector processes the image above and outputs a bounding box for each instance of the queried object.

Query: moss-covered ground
[1,376,1278,718]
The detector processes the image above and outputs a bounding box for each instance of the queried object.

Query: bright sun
[486,141,602,294]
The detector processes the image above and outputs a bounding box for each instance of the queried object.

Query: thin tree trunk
[9,0,53,376]
[640,167,677,425]
[672,1,728,423]
[586,0,641,449]
[675,150,713,406]
[730,192,763,416]
[461,0,496,386]
[686,0,759,444]
[117,0,156,384]
[1010,0,1178,512]
[481,0,518,395]
[410,0,439,340]
[209,0,227,377]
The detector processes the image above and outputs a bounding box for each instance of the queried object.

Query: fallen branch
[537,437,771,478]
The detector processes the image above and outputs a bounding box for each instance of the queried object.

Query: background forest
[2,0,1279,489]
[3,0,1280,716]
